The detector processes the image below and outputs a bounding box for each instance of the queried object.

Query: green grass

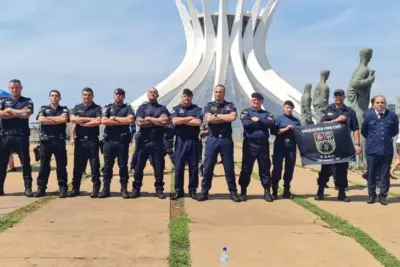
[168,166,191,267]
[233,162,400,267]
[0,196,56,233]
[169,213,191,267]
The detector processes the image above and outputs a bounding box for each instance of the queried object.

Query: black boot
[264,189,273,202]
[171,191,184,200]
[282,186,293,199]
[156,189,166,199]
[91,183,101,198]
[34,187,46,198]
[59,187,68,198]
[337,188,350,202]
[189,190,197,200]
[230,191,241,202]
[197,191,208,202]
[25,187,33,198]
[130,188,141,198]
[272,186,278,200]
[314,186,324,201]
[120,185,129,199]
[98,185,111,198]
[68,187,80,197]
[366,196,376,204]
[240,188,247,202]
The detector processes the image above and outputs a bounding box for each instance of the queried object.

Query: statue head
[304,83,312,93]
[320,70,330,81]
[359,48,373,65]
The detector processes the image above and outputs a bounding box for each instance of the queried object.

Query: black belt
[245,138,269,144]
[76,136,98,141]
[210,133,232,138]
[176,136,198,141]
[2,130,26,136]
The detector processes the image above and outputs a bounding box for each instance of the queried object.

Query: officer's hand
[287,125,295,130]
[337,115,347,122]
[70,139,75,146]
[4,108,12,113]
[355,145,361,155]
[251,117,259,122]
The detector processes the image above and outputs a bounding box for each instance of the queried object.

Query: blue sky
[0,0,399,112]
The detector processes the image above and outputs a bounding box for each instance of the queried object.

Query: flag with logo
[293,122,356,166]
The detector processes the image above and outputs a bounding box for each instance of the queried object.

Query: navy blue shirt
[273,114,301,147]
[240,108,275,141]
[203,101,237,137]
[0,96,34,135]
[72,102,102,138]
[102,103,135,137]
[37,105,69,137]
[361,109,399,156]
[321,104,359,132]
[171,104,203,140]
[136,102,170,142]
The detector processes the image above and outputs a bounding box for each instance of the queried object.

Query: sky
[0,0,399,113]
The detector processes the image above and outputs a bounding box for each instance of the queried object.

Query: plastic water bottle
[220,247,228,265]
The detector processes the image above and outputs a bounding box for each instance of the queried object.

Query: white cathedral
[131,0,302,128]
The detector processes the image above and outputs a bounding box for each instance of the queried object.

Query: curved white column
[166,0,217,110]
[212,0,229,101]
[131,0,201,110]
[229,0,257,102]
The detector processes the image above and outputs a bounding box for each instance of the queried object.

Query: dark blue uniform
[239,108,276,197]
[199,101,238,198]
[35,105,69,196]
[0,96,34,196]
[361,109,399,202]
[171,104,203,197]
[70,102,102,196]
[271,114,301,195]
[101,103,135,198]
[316,104,359,201]
[133,102,170,196]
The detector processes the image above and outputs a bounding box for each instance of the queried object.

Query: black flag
[294,122,356,166]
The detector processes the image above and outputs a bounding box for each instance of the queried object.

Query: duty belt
[77,135,98,141]
[211,133,232,138]
[40,134,65,141]
[2,130,26,136]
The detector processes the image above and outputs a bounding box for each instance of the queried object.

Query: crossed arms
[0,107,32,119]
[205,112,237,124]
[70,115,101,127]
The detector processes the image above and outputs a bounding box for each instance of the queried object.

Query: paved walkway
[0,155,171,267]
[184,149,382,267]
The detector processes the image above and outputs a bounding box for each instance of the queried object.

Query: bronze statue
[301,83,313,125]
[347,48,375,166]
[312,70,330,123]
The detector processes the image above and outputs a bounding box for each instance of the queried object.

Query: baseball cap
[251,92,264,100]
[182,88,193,96]
[114,88,125,95]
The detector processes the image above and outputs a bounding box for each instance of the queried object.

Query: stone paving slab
[0,158,171,267]
[291,165,400,260]
[185,155,381,267]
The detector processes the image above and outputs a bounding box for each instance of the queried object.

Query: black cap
[114,88,125,95]
[182,88,193,96]
[333,89,345,96]
[251,92,264,100]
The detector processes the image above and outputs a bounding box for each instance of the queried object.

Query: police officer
[315,89,361,202]
[238,93,276,202]
[0,79,34,197]
[69,87,102,198]
[271,100,301,200]
[34,90,69,198]
[100,88,135,199]
[132,87,170,199]
[198,84,240,202]
[361,95,399,205]
[170,89,202,200]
